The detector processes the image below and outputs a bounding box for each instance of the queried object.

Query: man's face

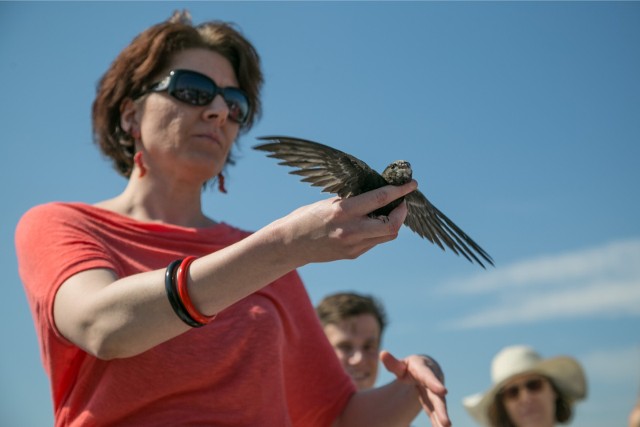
[323,314,381,390]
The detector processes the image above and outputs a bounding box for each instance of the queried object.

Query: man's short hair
[316,292,387,334]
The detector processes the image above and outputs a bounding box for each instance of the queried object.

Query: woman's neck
[95,177,217,228]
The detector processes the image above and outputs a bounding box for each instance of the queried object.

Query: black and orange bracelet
[164,259,203,328]
[176,256,216,325]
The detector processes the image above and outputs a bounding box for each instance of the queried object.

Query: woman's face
[131,48,242,184]
[501,375,558,427]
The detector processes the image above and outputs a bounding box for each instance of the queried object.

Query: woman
[463,345,587,427]
[15,11,450,427]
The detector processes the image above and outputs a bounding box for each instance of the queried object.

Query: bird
[253,135,494,268]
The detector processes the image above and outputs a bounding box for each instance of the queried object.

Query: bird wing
[255,135,494,269]
[254,136,388,198]
[404,190,494,268]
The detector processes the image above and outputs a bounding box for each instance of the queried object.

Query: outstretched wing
[255,135,494,269]
[404,190,494,268]
[254,136,388,198]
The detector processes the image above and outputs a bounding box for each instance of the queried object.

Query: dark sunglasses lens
[503,386,520,400]
[503,378,545,400]
[221,89,249,124]
[172,72,249,124]
[526,378,544,392]
[171,72,215,106]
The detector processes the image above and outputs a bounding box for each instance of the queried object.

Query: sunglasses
[146,69,251,125]
[501,378,546,401]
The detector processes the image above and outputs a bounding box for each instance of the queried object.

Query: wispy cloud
[439,239,640,329]
[442,239,640,294]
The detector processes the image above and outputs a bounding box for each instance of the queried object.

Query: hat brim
[463,356,587,426]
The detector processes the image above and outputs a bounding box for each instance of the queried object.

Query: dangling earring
[130,127,146,178]
[217,173,227,193]
[134,152,147,178]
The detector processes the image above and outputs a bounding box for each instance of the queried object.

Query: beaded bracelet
[164,259,203,328]
[176,256,215,325]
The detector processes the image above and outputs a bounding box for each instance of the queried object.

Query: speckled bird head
[381,160,413,185]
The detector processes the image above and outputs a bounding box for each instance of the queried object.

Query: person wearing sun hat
[463,345,587,427]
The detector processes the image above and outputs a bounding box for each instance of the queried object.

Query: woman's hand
[274,181,417,265]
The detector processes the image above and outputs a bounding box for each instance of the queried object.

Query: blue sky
[2,2,639,426]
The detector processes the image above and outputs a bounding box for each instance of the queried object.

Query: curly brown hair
[92,11,263,178]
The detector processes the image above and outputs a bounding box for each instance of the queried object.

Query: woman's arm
[53,182,416,359]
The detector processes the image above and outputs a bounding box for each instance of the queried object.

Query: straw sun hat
[463,345,587,426]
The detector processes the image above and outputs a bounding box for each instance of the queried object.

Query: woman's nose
[203,94,229,125]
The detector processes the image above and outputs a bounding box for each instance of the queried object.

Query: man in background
[316,292,387,390]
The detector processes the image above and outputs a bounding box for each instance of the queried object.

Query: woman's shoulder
[15,202,102,258]
[18,201,256,245]
[19,201,100,224]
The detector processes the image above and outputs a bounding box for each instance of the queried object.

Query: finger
[428,413,442,427]
[423,376,447,397]
[431,411,450,427]
[418,387,435,414]
[386,199,408,227]
[342,180,418,217]
[428,410,444,427]
[355,201,408,240]
[425,389,451,427]
[380,350,408,380]
[414,356,448,395]
[419,388,450,427]
[421,355,445,384]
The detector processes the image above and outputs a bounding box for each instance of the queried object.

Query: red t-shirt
[15,202,355,426]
